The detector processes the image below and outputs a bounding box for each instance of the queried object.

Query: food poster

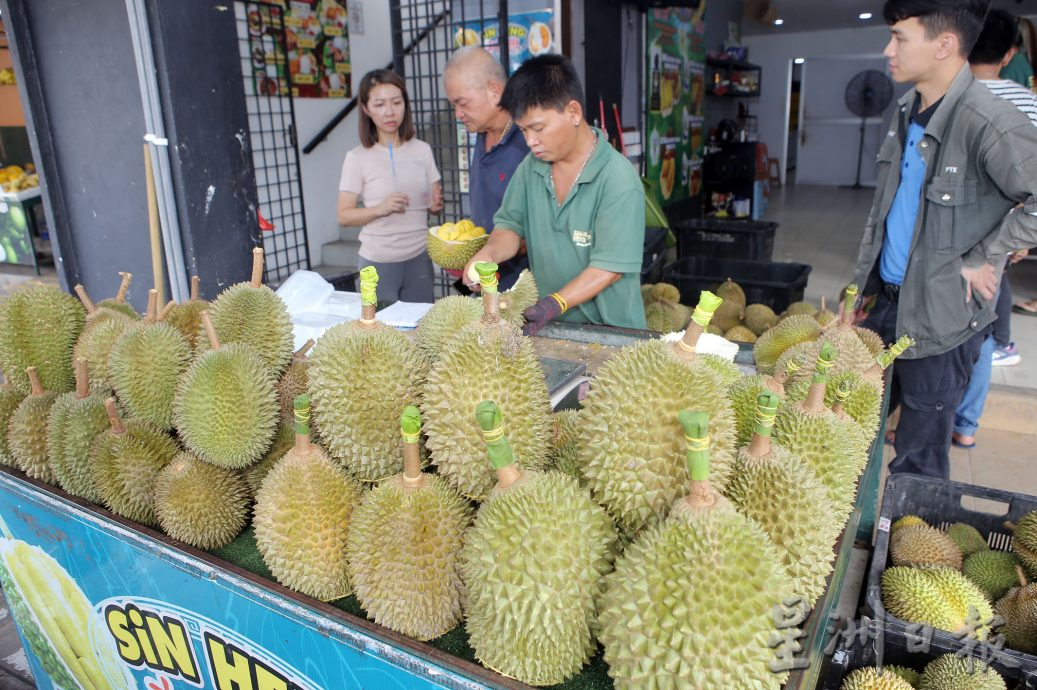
[453,9,556,74]
[645,4,707,205]
[0,197,35,267]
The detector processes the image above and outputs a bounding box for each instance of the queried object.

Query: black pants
[993,266,1012,347]
[861,293,985,479]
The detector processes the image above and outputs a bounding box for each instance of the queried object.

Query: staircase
[311,225,361,291]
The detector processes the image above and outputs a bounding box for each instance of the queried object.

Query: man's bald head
[445,46,507,90]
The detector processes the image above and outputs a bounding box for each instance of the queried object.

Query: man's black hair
[499,54,585,121]
[970,9,1020,65]
[883,0,990,56]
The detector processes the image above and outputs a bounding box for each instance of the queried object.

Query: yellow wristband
[550,292,568,313]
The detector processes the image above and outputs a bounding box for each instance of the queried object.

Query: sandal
[1012,301,1037,316]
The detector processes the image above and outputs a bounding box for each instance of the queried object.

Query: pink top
[339,138,442,262]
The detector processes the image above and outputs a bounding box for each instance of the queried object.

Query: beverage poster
[453,9,556,74]
[645,4,707,205]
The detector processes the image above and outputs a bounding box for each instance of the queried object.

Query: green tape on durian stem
[678,410,710,481]
[359,266,379,306]
[843,283,859,317]
[834,381,852,404]
[400,405,421,444]
[690,291,722,327]
[294,394,311,436]
[812,342,838,384]
[877,335,916,370]
[753,391,780,438]
[475,262,499,294]
[785,354,804,376]
[475,400,514,469]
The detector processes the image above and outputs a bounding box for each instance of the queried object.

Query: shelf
[706,56,759,71]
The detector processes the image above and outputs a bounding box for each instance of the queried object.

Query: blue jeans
[953,333,995,437]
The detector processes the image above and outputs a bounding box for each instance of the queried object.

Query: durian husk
[784,370,883,439]
[839,667,915,690]
[744,303,778,335]
[881,566,994,639]
[727,368,790,448]
[645,299,692,333]
[415,295,482,362]
[946,522,988,558]
[0,385,24,468]
[649,283,681,303]
[73,315,132,390]
[275,340,313,422]
[919,653,1007,690]
[108,315,192,430]
[753,314,821,373]
[164,276,208,351]
[546,409,583,481]
[462,470,617,686]
[498,269,539,325]
[46,360,109,502]
[711,299,745,333]
[962,550,1021,601]
[95,272,140,320]
[994,567,1037,654]
[725,324,758,343]
[242,420,294,499]
[715,277,747,308]
[154,451,250,550]
[7,369,57,483]
[1013,511,1037,579]
[890,524,963,570]
[0,284,86,395]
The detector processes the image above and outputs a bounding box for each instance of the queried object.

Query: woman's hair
[357,69,415,148]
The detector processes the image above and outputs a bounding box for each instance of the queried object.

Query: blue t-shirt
[470,123,529,289]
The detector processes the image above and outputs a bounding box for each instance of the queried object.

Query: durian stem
[294,433,311,455]
[685,479,716,508]
[402,442,423,487]
[104,398,125,435]
[73,285,97,315]
[672,322,702,362]
[190,275,200,301]
[250,247,264,288]
[820,295,827,312]
[201,311,221,350]
[495,464,522,489]
[802,382,827,414]
[75,358,89,399]
[360,303,378,324]
[482,291,500,319]
[840,284,858,328]
[25,367,43,396]
[115,272,132,302]
[764,370,787,394]
[1016,565,1029,588]
[292,394,312,454]
[747,433,771,457]
[158,300,176,322]
[295,339,316,359]
[144,289,159,324]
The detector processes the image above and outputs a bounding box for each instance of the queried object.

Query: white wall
[293,1,394,266]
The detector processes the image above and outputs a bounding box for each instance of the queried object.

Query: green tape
[359,266,379,306]
[475,262,499,294]
[475,400,514,470]
[678,409,710,480]
[843,283,859,317]
[401,405,421,444]
[877,334,915,370]
[690,291,722,327]
[812,342,838,385]
[294,394,311,436]
[753,391,779,438]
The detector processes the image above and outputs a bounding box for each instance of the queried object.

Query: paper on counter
[375,301,434,329]
[660,330,740,361]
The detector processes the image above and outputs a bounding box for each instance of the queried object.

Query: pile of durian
[0,254,907,687]
[839,654,1008,689]
[881,511,1037,657]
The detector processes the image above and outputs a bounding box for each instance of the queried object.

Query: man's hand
[522,296,563,336]
[853,294,876,324]
[961,263,998,302]
[1009,248,1029,265]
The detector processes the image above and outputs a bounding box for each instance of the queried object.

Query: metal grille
[235,0,310,284]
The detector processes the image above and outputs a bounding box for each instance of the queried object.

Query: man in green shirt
[463,54,646,334]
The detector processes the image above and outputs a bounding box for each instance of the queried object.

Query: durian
[414,295,481,361]
[599,410,789,690]
[242,420,294,499]
[831,380,880,456]
[711,299,744,332]
[995,565,1037,653]
[46,358,109,502]
[881,566,994,639]
[164,275,209,351]
[154,451,249,550]
[71,286,132,390]
[728,353,804,447]
[946,522,988,558]
[725,391,841,608]
[580,291,737,535]
[461,401,615,686]
[744,303,778,335]
[892,514,928,534]
[814,296,838,329]
[422,263,551,500]
[346,407,472,641]
[7,367,57,483]
[202,248,294,375]
[782,286,879,382]
[725,324,758,343]
[253,395,363,601]
[753,314,821,373]
[1011,510,1037,578]
[498,269,539,325]
[782,300,818,318]
[310,267,429,482]
[890,524,963,569]
[0,283,85,394]
[90,398,179,526]
[715,277,746,307]
[840,667,915,690]
[645,299,692,333]
[963,550,1023,601]
[95,272,140,319]
[546,408,582,480]
[649,282,681,303]
[918,654,1006,690]
[276,339,313,422]
[886,666,921,687]
[0,385,24,468]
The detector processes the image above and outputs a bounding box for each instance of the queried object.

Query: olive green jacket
[853,64,1037,358]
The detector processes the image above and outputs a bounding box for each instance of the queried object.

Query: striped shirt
[979,79,1037,125]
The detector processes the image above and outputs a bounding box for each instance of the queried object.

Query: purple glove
[522,295,564,336]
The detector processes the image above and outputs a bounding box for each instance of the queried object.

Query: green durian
[546,408,583,480]
[499,268,539,325]
[700,353,743,387]
[461,401,616,686]
[881,566,994,639]
[753,314,821,373]
[831,380,880,456]
[164,276,208,351]
[0,385,24,468]
[726,392,842,609]
[46,358,109,502]
[886,666,921,688]
[725,324,758,343]
[90,399,179,526]
[73,312,131,391]
[7,367,57,483]
[202,248,294,375]
[706,323,725,335]
[253,395,366,601]
[644,299,691,333]
[276,339,313,423]
[946,523,988,558]
[892,514,928,533]
[107,291,192,431]
[422,263,551,500]
[727,354,804,447]
[715,277,746,307]
[414,295,482,361]
[310,268,429,483]
[0,283,85,395]
[242,420,294,499]
[995,566,1037,654]
[1011,510,1037,578]
[744,303,778,335]
[963,550,1022,601]
[95,272,140,319]
[599,410,788,690]
[918,654,1006,690]
[814,296,839,329]
[154,451,249,550]
[581,291,737,535]
[782,300,818,318]
[890,525,963,569]
[711,298,744,332]
[840,667,915,690]
[649,282,681,303]
[346,407,472,641]
[856,326,886,358]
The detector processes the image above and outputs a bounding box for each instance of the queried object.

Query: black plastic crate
[821,619,1036,689]
[641,226,668,284]
[865,473,1037,682]
[675,218,777,261]
[662,256,811,312]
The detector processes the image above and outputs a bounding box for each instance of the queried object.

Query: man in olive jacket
[855,0,1037,478]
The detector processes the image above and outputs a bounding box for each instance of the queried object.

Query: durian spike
[678,409,715,508]
[200,311,221,350]
[104,397,126,435]
[357,265,380,327]
[75,357,90,400]
[832,380,852,420]
[143,289,159,324]
[801,342,838,414]
[73,284,99,315]
[400,405,424,488]
[766,353,804,394]
[158,300,176,322]
[839,284,859,328]
[868,335,916,378]
[1016,564,1029,588]
[114,272,132,303]
[672,290,722,362]
[746,391,779,458]
[475,262,500,319]
[250,247,265,289]
[475,400,522,489]
[294,339,316,360]
[25,367,43,397]
[190,275,201,301]
[292,394,313,455]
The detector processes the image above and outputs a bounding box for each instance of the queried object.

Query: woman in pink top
[337,69,443,302]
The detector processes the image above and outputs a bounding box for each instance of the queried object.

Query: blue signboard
[0,472,491,690]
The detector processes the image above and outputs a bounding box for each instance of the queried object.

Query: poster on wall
[453,9,556,74]
[645,4,707,205]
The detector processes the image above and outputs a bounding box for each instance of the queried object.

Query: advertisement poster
[0,474,482,690]
[0,194,37,267]
[645,5,707,205]
[453,9,555,74]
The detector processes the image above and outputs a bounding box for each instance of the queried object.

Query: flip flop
[884,430,896,446]
[1012,303,1037,316]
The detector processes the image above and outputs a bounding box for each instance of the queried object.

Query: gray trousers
[357,253,434,303]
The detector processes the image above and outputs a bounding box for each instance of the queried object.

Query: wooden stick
[251,247,264,288]
[143,143,165,306]
[201,311,221,350]
[104,398,125,435]
[73,285,97,315]
[75,358,89,399]
[25,367,43,396]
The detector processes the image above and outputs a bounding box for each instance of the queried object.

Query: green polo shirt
[493,128,647,329]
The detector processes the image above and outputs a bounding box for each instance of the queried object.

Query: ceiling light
[859,12,873,20]
[774,18,784,25]
[794,58,805,64]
